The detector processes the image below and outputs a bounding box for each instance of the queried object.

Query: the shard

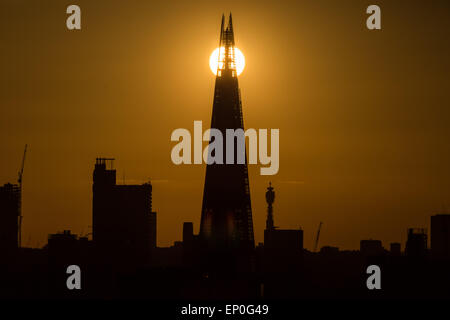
[200,14,254,252]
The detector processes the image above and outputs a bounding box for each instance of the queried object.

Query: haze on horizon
[1,0,449,251]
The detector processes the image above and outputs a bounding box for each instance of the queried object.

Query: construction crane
[314,221,323,253]
[17,144,27,248]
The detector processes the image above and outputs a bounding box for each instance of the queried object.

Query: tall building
[405,228,427,258]
[0,183,20,252]
[92,158,155,258]
[431,214,450,258]
[263,183,303,251]
[200,15,254,251]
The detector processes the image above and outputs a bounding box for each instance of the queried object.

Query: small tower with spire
[263,183,304,253]
[265,182,275,231]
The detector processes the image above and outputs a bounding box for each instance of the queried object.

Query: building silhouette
[405,228,427,258]
[260,183,303,297]
[92,158,154,261]
[0,183,20,253]
[360,239,384,256]
[319,246,339,255]
[199,15,254,252]
[263,183,303,251]
[431,214,450,258]
[183,222,194,245]
[390,242,401,256]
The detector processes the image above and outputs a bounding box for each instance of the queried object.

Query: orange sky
[1,0,449,250]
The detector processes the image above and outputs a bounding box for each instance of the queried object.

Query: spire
[224,12,235,45]
[216,13,236,76]
[200,14,254,253]
[228,13,233,34]
[265,182,275,231]
[219,14,225,46]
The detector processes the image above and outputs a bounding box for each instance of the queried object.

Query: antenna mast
[18,144,27,248]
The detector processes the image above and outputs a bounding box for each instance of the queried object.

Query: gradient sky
[1,0,449,250]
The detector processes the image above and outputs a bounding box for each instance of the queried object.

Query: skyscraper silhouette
[0,183,20,252]
[431,214,450,258]
[92,158,154,262]
[200,14,254,252]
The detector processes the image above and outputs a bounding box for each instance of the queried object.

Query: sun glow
[209,47,245,76]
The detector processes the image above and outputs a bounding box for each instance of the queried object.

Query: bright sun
[209,47,245,76]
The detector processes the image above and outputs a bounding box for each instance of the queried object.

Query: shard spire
[227,13,233,34]
[200,15,254,254]
[216,13,237,76]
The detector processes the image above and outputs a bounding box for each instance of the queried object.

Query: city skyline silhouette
[2,1,450,251]
[1,1,450,301]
